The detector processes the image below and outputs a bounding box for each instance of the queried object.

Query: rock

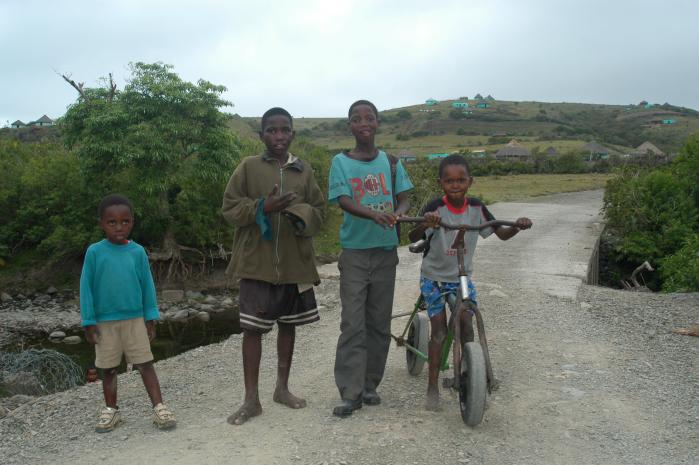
[63,335,82,344]
[221,297,234,307]
[489,289,509,298]
[161,290,185,303]
[49,331,66,341]
[195,312,211,323]
[580,302,592,309]
[168,309,191,321]
[46,286,58,295]
[4,372,42,396]
[0,404,6,418]
[185,291,204,301]
[198,304,214,312]
[2,394,34,410]
[1,292,12,302]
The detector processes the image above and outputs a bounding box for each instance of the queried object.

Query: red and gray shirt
[418,196,495,282]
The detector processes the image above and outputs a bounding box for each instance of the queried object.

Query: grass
[313,173,611,258]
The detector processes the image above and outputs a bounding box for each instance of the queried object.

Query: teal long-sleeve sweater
[79,239,160,327]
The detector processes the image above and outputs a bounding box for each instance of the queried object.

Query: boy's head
[347,100,379,142]
[98,194,134,245]
[438,154,473,205]
[259,107,295,158]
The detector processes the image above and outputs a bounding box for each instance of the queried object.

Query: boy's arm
[294,169,326,237]
[79,248,97,327]
[494,217,533,240]
[221,160,259,228]
[337,196,396,227]
[140,249,160,322]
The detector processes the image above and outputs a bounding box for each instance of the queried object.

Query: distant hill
[239,99,699,157]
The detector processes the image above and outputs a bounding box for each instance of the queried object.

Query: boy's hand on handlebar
[372,211,397,228]
[423,212,441,229]
[264,184,297,213]
[515,217,532,230]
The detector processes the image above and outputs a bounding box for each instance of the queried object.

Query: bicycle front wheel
[459,341,487,426]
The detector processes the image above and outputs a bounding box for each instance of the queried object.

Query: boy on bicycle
[408,154,532,411]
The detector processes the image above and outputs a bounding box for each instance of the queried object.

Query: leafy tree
[396,110,412,120]
[61,62,242,276]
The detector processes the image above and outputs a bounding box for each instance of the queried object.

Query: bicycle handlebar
[396,217,517,230]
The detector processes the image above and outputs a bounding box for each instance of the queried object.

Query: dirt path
[2,190,697,465]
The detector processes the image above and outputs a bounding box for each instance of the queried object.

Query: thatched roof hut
[495,140,531,161]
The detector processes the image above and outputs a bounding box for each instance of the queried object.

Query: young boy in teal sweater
[80,194,176,432]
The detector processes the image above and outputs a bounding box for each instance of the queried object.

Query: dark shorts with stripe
[238,279,319,333]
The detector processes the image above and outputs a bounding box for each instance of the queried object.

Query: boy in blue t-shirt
[328,100,413,417]
[408,155,531,411]
[80,194,176,432]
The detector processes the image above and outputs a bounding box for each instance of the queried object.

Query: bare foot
[273,388,307,409]
[227,401,262,425]
[425,388,441,411]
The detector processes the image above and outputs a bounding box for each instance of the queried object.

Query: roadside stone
[161,290,185,303]
[195,312,211,323]
[198,304,214,312]
[185,291,204,301]
[169,309,191,321]
[46,287,58,295]
[49,331,66,341]
[62,335,81,344]
[221,297,234,307]
[203,295,218,304]
[1,292,12,302]
[489,289,509,298]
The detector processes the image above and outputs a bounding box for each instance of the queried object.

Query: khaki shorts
[95,317,154,369]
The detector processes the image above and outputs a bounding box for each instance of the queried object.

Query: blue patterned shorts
[419,276,478,318]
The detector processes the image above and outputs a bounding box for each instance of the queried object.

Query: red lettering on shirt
[350,178,365,201]
[379,173,390,195]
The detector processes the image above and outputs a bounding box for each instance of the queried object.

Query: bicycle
[391,217,517,426]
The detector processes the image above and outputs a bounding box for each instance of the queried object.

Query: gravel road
[1,190,697,465]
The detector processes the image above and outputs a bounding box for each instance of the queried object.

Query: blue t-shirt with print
[328,151,414,249]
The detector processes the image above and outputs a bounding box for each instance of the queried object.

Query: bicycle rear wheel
[406,313,429,376]
[459,341,487,426]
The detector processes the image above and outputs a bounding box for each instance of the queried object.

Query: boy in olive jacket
[221,107,325,425]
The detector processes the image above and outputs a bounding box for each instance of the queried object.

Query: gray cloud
[1,0,697,125]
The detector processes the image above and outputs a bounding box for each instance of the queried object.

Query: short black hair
[438,154,471,178]
[98,194,133,218]
[261,107,293,130]
[348,100,379,119]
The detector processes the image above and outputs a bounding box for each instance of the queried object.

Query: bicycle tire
[459,341,487,426]
[406,313,429,376]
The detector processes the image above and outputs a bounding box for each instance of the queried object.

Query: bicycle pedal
[442,378,454,388]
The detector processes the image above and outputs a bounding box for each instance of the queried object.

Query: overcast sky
[1,0,697,125]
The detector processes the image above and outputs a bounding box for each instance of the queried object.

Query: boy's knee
[133,361,153,371]
[102,367,118,376]
[431,329,447,345]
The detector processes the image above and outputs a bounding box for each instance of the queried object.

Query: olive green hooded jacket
[222,152,325,284]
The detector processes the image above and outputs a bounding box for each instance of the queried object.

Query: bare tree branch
[59,72,86,99]
[107,73,117,102]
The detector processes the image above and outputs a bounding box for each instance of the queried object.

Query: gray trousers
[334,247,398,401]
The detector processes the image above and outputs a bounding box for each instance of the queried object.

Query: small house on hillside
[662,119,676,124]
[427,153,449,161]
[10,120,26,129]
[396,150,417,163]
[451,102,469,109]
[425,98,439,106]
[476,103,490,109]
[582,141,610,160]
[474,93,484,100]
[28,115,54,127]
[470,149,488,159]
[485,95,495,101]
[495,140,531,162]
